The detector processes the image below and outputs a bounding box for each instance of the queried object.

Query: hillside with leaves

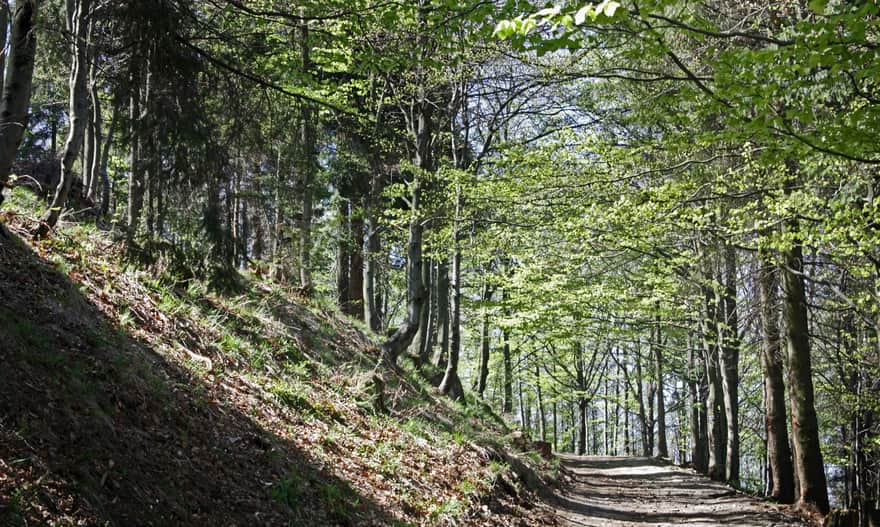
[0,189,557,526]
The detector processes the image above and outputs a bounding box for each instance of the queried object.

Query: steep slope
[0,193,558,526]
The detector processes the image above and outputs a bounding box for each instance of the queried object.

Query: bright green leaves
[493,1,624,40]
[808,0,828,15]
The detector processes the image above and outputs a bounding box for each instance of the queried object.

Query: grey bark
[41,0,91,233]
[720,243,741,485]
[654,318,668,458]
[758,245,795,503]
[704,280,727,481]
[782,222,830,514]
[0,0,38,208]
[476,282,493,397]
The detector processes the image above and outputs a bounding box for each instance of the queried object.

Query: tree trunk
[705,281,727,481]
[0,0,37,209]
[0,2,8,98]
[759,245,795,503]
[126,55,146,242]
[365,210,382,331]
[635,342,649,456]
[688,331,707,472]
[536,364,546,441]
[98,100,118,218]
[414,257,432,363]
[782,224,830,514]
[40,0,92,234]
[348,210,365,320]
[655,318,668,458]
[298,11,315,294]
[436,260,450,367]
[336,198,350,308]
[377,1,431,365]
[439,209,463,402]
[721,243,741,485]
[476,282,492,397]
[502,321,513,413]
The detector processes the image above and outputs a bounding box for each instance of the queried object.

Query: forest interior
[0,0,879,526]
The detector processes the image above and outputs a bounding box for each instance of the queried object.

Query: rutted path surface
[554,456,808,527]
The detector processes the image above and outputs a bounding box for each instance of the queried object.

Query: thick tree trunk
[0,0,37,209]
[782,228,830,514]
[721,244,741,485]
[40,0,92,234]
[377,0,431,365]
[759,247,795,503]
[705,282,727,481]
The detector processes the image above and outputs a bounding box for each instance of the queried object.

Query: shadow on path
[553,455,805,527]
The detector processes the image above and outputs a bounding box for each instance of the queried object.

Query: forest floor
[553,456,810,527]
[0,188,558,526]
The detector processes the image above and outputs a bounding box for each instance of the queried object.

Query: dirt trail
[554,456,808,527]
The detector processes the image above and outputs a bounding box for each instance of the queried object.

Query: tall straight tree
[720,243,740,484]
[758,242,795,503]
[782,212,830,514]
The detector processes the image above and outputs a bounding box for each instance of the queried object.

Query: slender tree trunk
[476,282,492,397]
[688,331,709,473]
[348,209,365,320]
[336,198,350,308]
[635,342,648,456]
[298,11,315,293]
[0,2,8,98]
[365,209,382,331]
[97,99,117,218]
[126,56,146,242]
[536,364,546,441]
[86,59,101,203]
[436,260,450,366]
[40,0,91,234]
[0,0,38,209]
[439,204,463,401]
[759,245,795,503]
[502,320,513,413]
[655,318,669,458]
[415,257,432,363]
[782,222,830,514]
[721,243,741,484]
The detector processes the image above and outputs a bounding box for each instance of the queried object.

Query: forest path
[553,456,807,527]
